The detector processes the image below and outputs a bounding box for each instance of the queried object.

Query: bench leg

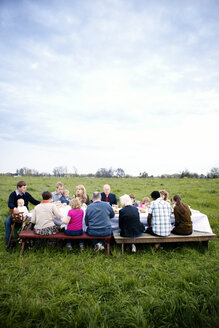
[20,239,26,255]
[106,241,110,256]
[202,240,209,249]
[121,243,124,255]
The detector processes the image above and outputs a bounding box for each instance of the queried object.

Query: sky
[0,0,219,176]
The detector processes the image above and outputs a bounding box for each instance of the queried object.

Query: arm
[8,192,16,210]
[109,206,115,219]
[31,209,36,224]
[85,208,89,226]
[27,192,40,206]
[147,213,152,227]
[62,216,71,225]
[53,205,62,219]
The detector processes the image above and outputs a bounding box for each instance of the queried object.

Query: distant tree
[95,168,114,178]
[115,168,125,178]
[207,167,219,178]
[53,166,67,177]
[139,171,148,178]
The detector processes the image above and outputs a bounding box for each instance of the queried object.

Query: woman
[75,185,90,206]
[172,194,192,235]
[159,190,170,202]
[119,194,145,253]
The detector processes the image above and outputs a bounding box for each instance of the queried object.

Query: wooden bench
[113,232,216,254]
[19,230,112,256]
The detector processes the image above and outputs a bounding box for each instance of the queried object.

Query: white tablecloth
[57,206,213,234]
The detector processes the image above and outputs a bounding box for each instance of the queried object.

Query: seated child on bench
[62,198,84,250]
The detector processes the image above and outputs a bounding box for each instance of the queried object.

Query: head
[120,194,132,208]
[56,182,64,195]
[42,191,53,201]
[160,190,169,201]
[69,198,81,209]
[173,194,185,214]
[143,197,150,207]
[151,191,160,200]
[92,192,101,202]
[17,198,24,207]
[17,180,27,194]
[103,184,111,196]
[129,193,136,205]
[76,185,87,203]
[63,189,69,197]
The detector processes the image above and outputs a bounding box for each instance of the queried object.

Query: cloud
[0,0,218,175]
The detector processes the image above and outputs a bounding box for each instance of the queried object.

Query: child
[139,197,150,208]
[62,198,84,250]
[31,191,62,235]
[17,198,29,218]
[60,189,71,205]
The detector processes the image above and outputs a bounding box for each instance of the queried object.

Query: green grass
[0,177,219,328]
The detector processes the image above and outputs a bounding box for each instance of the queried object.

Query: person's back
[172,195,192,235]
[85,201,114,230]
[149,195,172,236]
[85,192,115,251]
[31,191,62,235]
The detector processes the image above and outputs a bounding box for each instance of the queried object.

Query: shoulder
[9,191,16,197]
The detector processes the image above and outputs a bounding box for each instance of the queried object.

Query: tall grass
[0,177,218,328]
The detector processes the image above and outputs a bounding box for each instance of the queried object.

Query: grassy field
[0,176,218,328]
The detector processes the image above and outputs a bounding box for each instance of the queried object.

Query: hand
[13,207,19,213]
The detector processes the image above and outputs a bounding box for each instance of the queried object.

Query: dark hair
[42,191,52,200]
[17,180,26,188]
[151,191,160,200]
[173,194,186,214]
[129,194,135,199]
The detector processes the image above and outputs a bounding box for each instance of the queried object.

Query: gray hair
[120,194,132,208]
[92,192,101,201]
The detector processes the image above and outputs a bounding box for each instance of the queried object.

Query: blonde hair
[120,194,132,208]
[69,198,81,209]
[56,182,64,188]
[159,190,169,201]
[143,197,150,203]
[63,189,69,195]
[76,185,87,204]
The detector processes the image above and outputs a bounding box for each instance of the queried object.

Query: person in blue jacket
[101,184,117,206]
[5,180,40,249]
[85,192,115,251]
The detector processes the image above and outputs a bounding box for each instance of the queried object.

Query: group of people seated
[5,180,193,253]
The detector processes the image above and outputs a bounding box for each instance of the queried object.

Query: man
[85,192,115,251]
[5,180,40,248]
[146,190,172,238]
[52,182,64,202]
[101,184,117,206]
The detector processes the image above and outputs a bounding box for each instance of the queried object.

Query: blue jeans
[87,227,113,246]
[5,215,12,245]
[64,229,83,246]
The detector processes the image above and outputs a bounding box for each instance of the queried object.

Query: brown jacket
[173,203,192,234]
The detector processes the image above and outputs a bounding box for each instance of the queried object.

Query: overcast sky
[0,0,219,176]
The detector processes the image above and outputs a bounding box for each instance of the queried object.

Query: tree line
[1,167,219,179]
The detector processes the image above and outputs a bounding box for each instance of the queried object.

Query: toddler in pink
[62,198,84,250]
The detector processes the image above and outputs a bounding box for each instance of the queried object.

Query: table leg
[7,222,15,249]
[122,243,124,255]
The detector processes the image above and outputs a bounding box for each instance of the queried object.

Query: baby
[17,198,29,218]
[60,189,71,205]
